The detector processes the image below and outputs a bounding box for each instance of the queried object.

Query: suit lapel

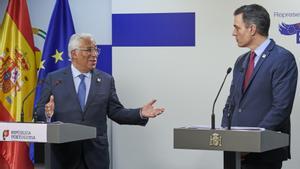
[237,53,249,95]
[84,70,102,113]
[242,39,275,94]
[242,54,266,93]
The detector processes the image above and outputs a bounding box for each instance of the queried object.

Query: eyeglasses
[76,47,100,55]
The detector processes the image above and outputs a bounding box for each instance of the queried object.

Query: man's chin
[88,62,97,68]
[237,43,246,47]
[89,65,96,70]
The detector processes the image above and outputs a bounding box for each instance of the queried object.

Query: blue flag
[35,0,75,100]
[31,0,75,162]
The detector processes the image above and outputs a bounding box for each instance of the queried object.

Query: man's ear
[250,24,257,36]
[71,50,77,59]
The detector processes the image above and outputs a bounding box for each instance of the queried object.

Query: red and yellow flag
[0,0,37,168]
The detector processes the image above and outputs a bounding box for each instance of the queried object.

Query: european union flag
[35,0,75,100]
[31,0,75,163]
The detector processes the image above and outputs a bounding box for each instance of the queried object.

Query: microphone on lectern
[211,67,232,129]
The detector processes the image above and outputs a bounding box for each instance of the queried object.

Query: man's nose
[232,31,236,36]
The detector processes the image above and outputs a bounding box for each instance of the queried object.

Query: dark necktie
[78,74,86,111]
[243,51,256,92]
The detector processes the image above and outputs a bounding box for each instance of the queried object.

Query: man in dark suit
[37,33,165,169]
[221,4,298,169]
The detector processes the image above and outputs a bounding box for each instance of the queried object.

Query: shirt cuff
[139,108,147,119]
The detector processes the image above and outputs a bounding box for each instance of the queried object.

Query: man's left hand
[141,99,165,118]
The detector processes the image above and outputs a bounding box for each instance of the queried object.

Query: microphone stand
[32,107,38,123]
[211,67,232,129]
[20,79,60,123]
[21,85,38,122]
[20,80,45,122]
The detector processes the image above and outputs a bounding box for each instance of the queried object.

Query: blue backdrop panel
[97,45,112,75]
[112,13,195,46]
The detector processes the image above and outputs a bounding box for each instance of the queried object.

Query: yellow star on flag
[39,60,45,70]
[52,49,63,63]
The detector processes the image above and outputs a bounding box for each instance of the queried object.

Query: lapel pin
[262,54,266,58]
[97,78,101,83]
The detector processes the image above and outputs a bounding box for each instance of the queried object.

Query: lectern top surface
[180,125,265,131]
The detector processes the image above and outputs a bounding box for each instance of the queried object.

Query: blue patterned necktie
[78,74,86,111]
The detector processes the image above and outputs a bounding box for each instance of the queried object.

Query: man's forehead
[80,39,96,46]
[234,14,245,25]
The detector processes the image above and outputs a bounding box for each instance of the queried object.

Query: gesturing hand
[141,99,165,118]
[45,95,55,120]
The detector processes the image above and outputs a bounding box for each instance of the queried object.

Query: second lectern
[173,126,289,169]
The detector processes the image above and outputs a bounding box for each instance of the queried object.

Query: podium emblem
[2,130,10,140]
[209,133,222,147]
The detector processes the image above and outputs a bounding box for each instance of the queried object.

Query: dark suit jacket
[221,39,298,163]
[37,66,148,169]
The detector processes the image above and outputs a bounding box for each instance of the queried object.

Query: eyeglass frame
[76,47,100,55]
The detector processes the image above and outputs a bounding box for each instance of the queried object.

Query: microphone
[211,67,232,129]
[20,79,62,123]
[20,80,45,123]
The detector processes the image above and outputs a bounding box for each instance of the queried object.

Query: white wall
[111,1,300,169]
[1,0,299,169]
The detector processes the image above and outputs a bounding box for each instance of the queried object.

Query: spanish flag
[0,0,37,168]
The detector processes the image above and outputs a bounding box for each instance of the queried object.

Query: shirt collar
[254,38,271,57]
[71,64,91,79]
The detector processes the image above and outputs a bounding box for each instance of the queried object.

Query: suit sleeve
[107,77,148,125]
[259,52,298,130]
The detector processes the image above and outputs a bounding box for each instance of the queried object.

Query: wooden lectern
[174,126,289,169]
[0,122,96,169]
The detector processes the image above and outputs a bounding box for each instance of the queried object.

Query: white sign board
[0,122,47,142]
